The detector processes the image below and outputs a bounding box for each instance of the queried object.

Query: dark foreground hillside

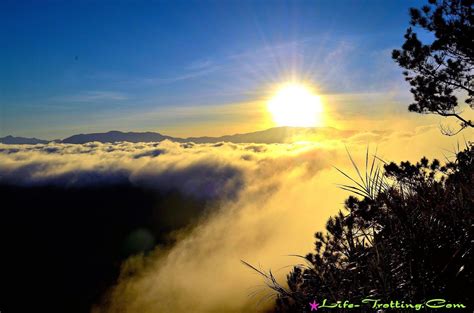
[270,145,473,312]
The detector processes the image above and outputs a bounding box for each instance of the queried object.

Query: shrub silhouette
[249,144,473,312]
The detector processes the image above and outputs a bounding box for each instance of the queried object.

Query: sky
[0,0,428,139]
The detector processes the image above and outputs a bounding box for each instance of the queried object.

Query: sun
[267,83,324,127]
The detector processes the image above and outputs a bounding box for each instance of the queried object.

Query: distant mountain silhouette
[0,135,50,145]
[62,130,175,144]
[2,127,355,145]
[184,127,353,144]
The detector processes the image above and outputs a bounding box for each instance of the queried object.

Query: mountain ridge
[0,135,50,145]
[1,126,352,145]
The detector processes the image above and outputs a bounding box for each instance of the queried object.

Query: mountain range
[0,135,50,145]
[0,127,354,145]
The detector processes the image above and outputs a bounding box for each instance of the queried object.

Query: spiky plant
[246,144,473,312]
[334,147,389,200]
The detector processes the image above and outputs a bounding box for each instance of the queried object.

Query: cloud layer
[1,126,470,313]
[0,140,343,312]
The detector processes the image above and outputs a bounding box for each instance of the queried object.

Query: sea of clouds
[0,125,465,313]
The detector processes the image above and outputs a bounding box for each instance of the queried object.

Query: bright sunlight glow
[267,83,324,127]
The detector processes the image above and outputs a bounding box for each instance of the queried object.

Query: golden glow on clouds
[2,126,472,313]
[267,83,324,127]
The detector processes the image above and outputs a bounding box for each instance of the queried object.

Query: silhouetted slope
[271,145,474,312]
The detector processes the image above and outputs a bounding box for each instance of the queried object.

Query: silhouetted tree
[250,145,473,312]
[392,0,473,135]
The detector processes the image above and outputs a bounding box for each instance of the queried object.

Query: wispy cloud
[138,58,220,86]
[185,58,214,71]
[54,91,128,103]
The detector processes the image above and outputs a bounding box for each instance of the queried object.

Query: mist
[0,125,469,313]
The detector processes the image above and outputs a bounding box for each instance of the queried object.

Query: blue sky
[0,0,425,139]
